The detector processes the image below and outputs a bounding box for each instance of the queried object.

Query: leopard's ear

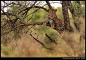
[55,9,57,11]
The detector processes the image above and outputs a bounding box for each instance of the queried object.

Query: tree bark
[62,1,74,32]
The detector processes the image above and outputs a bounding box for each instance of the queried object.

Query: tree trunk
[62,1,85,57]
[62,1,74,32]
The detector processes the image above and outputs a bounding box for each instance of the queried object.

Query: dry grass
[1,18,85,57]
[1,32,70,57]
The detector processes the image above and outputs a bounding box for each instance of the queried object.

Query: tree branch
[25,25,35,34]
[46,1,52,9]
[1,20,66,36]
[45,34,57,45]
[2,1,16,8]
[31,1,37,7]
[30,33,53,50]
[18,6,48,14]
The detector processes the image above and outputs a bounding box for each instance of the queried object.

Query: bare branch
[45,34,57,45]
[18,6,48,14]
[1,11,25,24]
[25,8,40,19]
[46,1,52,9]
[1,22,43,36]
[30,34,53,50]
[31,1,37,7]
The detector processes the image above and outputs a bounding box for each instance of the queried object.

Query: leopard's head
[48,9,57,17]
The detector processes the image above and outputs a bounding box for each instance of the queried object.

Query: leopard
[43,9,65,34]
